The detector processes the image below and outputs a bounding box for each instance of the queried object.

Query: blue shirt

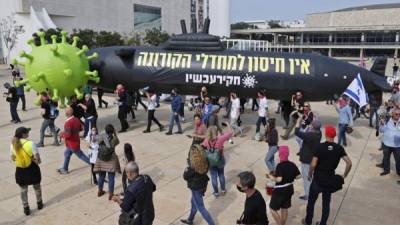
[171,95,182,113]
[380,118,400,148]
[16,85,24,96]
[336,105,353,126]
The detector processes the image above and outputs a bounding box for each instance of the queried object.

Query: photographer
[4,84,21,123]
[281,91,305,140]
[236,171,269,225]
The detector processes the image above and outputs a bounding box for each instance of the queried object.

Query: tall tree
[0,14,25,64]
[143,28,170,46]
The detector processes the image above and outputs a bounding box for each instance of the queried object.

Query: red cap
[325,125,336,138]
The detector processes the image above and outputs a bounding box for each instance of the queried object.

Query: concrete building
[231,3,400,61]
[0,0,192,63]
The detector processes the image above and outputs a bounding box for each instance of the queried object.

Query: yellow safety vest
[11,139,34,168]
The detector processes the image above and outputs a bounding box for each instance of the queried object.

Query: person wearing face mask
[266,146,301,225]
[236,171,269,225]
[113,162,156,225]
[190,114,207,145]
[166,88,183,135]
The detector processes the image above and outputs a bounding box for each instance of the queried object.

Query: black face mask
[236,185,245,193]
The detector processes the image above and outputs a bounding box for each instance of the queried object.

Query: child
[122,143,135,192]
[86,127,99,185]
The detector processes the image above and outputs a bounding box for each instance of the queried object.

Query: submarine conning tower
[161,18,225,52]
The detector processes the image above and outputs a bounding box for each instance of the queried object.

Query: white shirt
[148,95,157,110]
[258,97,268,117]
[230,98,240,119]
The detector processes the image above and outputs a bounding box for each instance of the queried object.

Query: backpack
[97,135,114,161]
[49,102,59,119]
[206,142,223,167]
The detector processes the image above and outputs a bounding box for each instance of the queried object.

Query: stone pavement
[0,68,399,225]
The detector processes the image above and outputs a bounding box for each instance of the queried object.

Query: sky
[231,0,400,22]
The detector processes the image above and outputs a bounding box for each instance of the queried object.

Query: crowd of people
[6,65,400,225]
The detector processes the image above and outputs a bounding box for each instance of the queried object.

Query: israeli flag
[344,74,369,107]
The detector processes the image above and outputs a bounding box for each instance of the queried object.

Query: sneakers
[221,190,227,196]
[213,192,220,198]
[159,125,165,132]
[23,206,30,216]
[180,219,193,225]
[143,130,150,133]
[98,190,105,197]
[37,201,44,210]
[175,131,183,134]
[118,129,127,133]
[36,143,44,148]
[380,171,390,176]
[57,168,68,174]
[165,131,173,135]
[51,142,60,146]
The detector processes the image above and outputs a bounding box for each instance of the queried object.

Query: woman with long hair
[265,118,279,173]
[94,124,121,200]
[122,143,135,192]
[86,126,99,185]
[10,127,43,215]
[181,144,216,225]
[201,124,233,197]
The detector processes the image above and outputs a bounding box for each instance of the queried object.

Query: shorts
[269,191,292,210]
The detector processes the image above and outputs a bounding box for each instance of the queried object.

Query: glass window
[134,4,162,32]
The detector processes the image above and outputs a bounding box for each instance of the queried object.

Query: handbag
[206,142,222,167]
[118,208,138,225]
[345,125,353,134]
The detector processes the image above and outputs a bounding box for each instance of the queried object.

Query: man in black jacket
[295,119,322,201]
[113,162,156,225]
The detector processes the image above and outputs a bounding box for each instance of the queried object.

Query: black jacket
[183,167,209,194]
[295,128,322,164]
[120,175,156,225]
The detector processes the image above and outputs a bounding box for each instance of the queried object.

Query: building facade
[231,3,400,60]
[0,0,192,63]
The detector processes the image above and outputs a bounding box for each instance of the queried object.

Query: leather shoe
[98,190,105,197]
[380,172,390,176]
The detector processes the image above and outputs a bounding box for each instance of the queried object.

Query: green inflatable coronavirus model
[13,31,99,108]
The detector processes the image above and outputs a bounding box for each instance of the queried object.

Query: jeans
[168,113,182,133]
[10,101,20,122]
[62,148,90,171]
[265,145,278,172]
[338,123,347,146]
[187,190,216,225]
[146,110,162,131]
[98,171,115,193]
[39,119,58,145]
[210,162,226,194]
[383,145,400,175]
[305,181,332,225]
[256,116,267,133]
[18,95,26,110]
[230,117,243,136]
[301,163,311,197]
[83,116,97,137]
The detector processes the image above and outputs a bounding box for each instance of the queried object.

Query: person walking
[134,89,147,111]
[303,126,352,225]
[379,108,400,176]
[335,96,353,147]
[81,94,98,137]
[281,91,305,140]
[57,106,90,174]
[97,87,108,109]
[94,124,121,200]
[295,119,322,201]
[230,91,243,137]
[37,92,60,147]
[267,146,301,225]
[113,162,156,225]
[15,76,26,111]
[122,143,135,193]
[86,127,99,185]
[166,88,183,135]
[201,96,213,124]
[236,171,269,225]
[10,127,43,215]
[201,125,233,197]
[255,90,268,135]
[190,114,207,145]
[116,84,129,133]
[143,89,164,133]
[5,85,21,123]
[181,144,216,225]
[265,118,279,173]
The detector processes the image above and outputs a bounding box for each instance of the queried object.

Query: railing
[273,42,400,46]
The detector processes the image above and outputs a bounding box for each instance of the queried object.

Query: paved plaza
[0,67,399,225]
